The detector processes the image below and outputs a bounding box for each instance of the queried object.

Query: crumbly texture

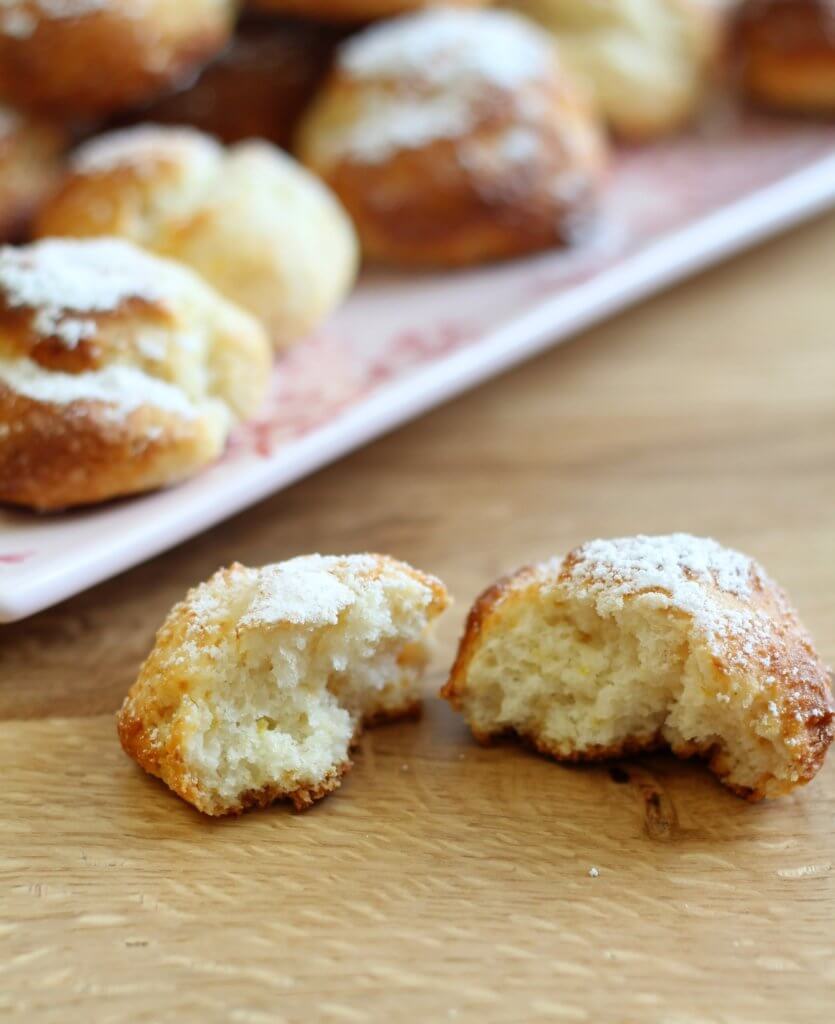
[295,8,607,268]
[506,0,722,140]
[118,554,450,816]
[442,534,834,800]
[0,103,67,242]
[734,0,835,115]
[35,127,359,350]
[0,237,271,511]
[0,0,236,117]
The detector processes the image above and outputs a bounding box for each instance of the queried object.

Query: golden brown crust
[470,722,667,762]
[248,0,488,24]
[735,0,835,115]
[443,538,834,800]
[361,699,423,730]
[296,11,607,268]
[215,768,352,814]
[283,765,354,812]
[118,554,449,816]
[136,699,424,817]
[129,17,343,149]
[33,129,225,245]
[0,269,178,372]
[472,725,810,802]
[0,0,237,118]
[35,127,359,351]
[0,107,67,241]
[118,695,355,815]
[117,690,422,816]
[0,238,271,511]
[0,387,224,511]
[442,566,539,709]
[307,119,600,268]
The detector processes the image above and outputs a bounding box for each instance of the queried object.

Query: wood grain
[2,210,835,1022]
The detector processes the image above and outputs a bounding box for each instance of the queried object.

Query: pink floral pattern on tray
[2,115,835,620]
[226,116,835,461]
[0,551,33,565]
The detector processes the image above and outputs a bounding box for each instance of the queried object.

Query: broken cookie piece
[442,534,833,799]
[118,554,449,815]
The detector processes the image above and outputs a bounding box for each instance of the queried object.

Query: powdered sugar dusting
[0,239,166,348]
[340,9,553,89]
[319,10,558,166]
[178,555,392,636]
[284,552,381,577]
[497,126,542,163]
[241,554,388,628]
[242,561,356,629]
[551,533,786,674]
[0,357,199,418]
[567,534,756,611]
[2,117,834,621]
[73,125,223,176]
[319,92,475,165]
[458,126,544,177]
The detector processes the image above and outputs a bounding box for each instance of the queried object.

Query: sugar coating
[72,124,224,175]
[43,127,359,351]
[444,533,833,800]
[496,126,543,163]
[0,238,167,347]
[0,235,272,510]
[118,555,449,815]
[317,10,559,166]
[552,533,780,674]
[0,357,199,418]
[458,126,545,178]
[242,562,356,629]
[171,554,438,674]
[563,533,756,612]
[340,9,553,89]
[232,553,411,630]
[320,92,475,165]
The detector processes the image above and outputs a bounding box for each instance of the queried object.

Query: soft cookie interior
[119,555,448,815]
[443,536,834,800]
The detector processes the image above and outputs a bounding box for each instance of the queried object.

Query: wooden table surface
[2,212,834,1023]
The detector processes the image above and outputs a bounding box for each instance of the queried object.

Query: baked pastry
[442,534,834,799]
[118,554,450,815]
[35,127,359,350]
[296,8,607,268]
[504,0,722,140]
[130,16,343,149]
[0,238,271,511]
[0,104,67,241]
[0,0,237,118]
[247,0,489,23]
[735,0,835,116]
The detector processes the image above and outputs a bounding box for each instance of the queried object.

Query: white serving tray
[2,117,835,622]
